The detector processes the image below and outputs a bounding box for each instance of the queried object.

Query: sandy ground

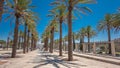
[0,49,120,68]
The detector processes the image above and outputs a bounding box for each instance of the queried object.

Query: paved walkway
[0,50,120,68]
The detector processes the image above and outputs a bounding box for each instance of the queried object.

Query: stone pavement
[0,50,120,68]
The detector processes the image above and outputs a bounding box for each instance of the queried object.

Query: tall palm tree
[98,14,114,54]
[30,29,38,51]
[49,19,58,53]
[54,39,59,50]
[77,27,86,51]
[43,35,49,51]
[31,33,33,51]
[18,30,23,49]
[23,15,38,53]
[50,2,67,56]
[67,0,73,61]
[50,0,95,61]
[26,29,30,52]
[29,22,36,51]
[23,22,27,53]
[67,0,96,61]
[26,21,35,52]
[18,30,24,49]
[5,0,35,58]
[63,35,68,52]
[85,25,96,53]
[18,31,20,49]
[42,26,51,51]
[6,36,10,50]
[72,32,77,51]
[33,32,39,50]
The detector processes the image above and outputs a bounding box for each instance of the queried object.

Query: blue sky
[0,0,120,42]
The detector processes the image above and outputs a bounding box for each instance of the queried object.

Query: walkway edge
[73,53,120,65]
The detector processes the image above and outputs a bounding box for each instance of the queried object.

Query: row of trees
[98,13,120,54]
[42,0,120,61]
[75,26,96,52]
[0,0,39,58]
[42,0,97,61]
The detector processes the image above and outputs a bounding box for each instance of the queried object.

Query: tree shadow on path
[29,51,87,68]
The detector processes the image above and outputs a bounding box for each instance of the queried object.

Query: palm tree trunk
[32,38,34,50]
[23,23,27,53]
[31,34,33,51]
[33,38,35,50]
[6,37,9,50]
[107,25,111,54]
[21,36,24,49]
[73,34,75,51]
[63,40,65,51]
[11,13,19,58]
[59,18,62,56]
[88,33,90,53]
[26,30,30,52]
[50,28,54,53]
[52,29,54,53]
[79,37,83,51]
[79,38,81,51]
[44,37,48,51]
[18,35,21,49]
[44,38,46,50]
[33,39,36,50]
[46,37,48,51]
[68,0,73,61]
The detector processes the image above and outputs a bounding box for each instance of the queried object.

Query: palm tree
[6,36,10,50]
[67,0,73,61]
[49,19,58,53]
[50,2,67,56]
[26,29,30,52]
[72,32,77,51]
[31,33,33,51]
[21,31,24,49]
[57,5,66,56]
[33,32,39,50]
[43,35,49,51]
[77,27,86,51]
[29,22,36,51]
[26,21,35,52]
[85,25,96,53]
[50,0,96,61]
[30,28,38,51]
[24,11,39,52]
[42,26,50,51]
[5,0,35,58]
[18,30,23,49]
[68,0,95,61]
[63,35,68,52]
[23,17,37,53]
[23,22,27,53]
[54,39,59,50]
[98,14,114,54]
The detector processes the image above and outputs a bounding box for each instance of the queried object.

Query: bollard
[93,43,96,54]
[111,41,116,56]
[83,43,86,53]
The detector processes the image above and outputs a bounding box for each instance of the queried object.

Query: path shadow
[29,51,87,68]
[0,51,24,59]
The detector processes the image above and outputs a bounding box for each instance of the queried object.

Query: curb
[73,53,120,65]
